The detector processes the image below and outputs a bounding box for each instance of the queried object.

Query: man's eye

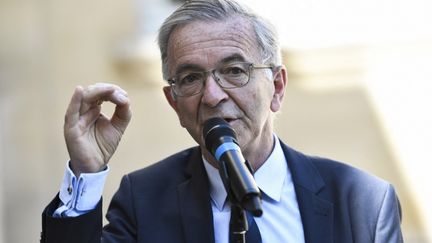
[221,66,246,76]
[179,73,201,85]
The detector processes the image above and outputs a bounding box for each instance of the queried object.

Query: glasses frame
[167,62,276,97]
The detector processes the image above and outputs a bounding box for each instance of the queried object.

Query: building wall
[0,0,429,242]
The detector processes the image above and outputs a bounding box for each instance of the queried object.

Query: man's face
[163,18,286,164]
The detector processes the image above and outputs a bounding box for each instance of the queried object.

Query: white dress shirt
[53,163,109,217]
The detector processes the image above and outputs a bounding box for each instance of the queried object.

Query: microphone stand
[230,204,248,243]
[218,159,262,243]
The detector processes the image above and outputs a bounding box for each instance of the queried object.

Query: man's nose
[201,75,229,107]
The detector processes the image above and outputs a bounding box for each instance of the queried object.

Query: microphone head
[203,118,238,155]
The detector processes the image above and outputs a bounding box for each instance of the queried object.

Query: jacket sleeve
[374,184,404,243]
[40,195,103,243]
[41,175,138,243]
[102,174,138,243]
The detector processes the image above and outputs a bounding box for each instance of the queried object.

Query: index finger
[82,83,117,102]
[80,83,126,114]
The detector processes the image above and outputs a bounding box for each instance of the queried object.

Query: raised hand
[64,83,132,177]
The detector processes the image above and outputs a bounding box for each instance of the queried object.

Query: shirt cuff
[58,162,109,211]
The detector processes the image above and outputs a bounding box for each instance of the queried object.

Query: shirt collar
[254,136,287,202]
[203,157,227,211]
[203,135,288,210]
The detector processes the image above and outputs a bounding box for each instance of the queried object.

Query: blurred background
[1,0,431,242]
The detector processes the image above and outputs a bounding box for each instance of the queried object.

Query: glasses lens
[174,72,205,96]
[217,63,250,88]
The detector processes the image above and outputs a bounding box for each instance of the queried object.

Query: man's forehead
[166,18,260,68]
[173,53,248,74]
[171,17,254,40]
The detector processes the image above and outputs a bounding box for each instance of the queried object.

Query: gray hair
[157,0,281,80]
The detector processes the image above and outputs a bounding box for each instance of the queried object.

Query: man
[41,0,403,242]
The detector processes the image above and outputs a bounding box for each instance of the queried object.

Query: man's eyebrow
[174,63,203,75]
[219,54,247,64]
[173,54,247,75]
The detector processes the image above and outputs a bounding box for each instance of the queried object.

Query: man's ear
[270,65,288,112]
[163,86,179,113]
[163,86,188,128]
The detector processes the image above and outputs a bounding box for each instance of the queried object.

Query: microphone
[203,118,262,216]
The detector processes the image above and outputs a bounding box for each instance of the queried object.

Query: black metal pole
[216,159,262,243]
[230,204,248,243]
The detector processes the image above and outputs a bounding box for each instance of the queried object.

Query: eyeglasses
[167,62,275,97]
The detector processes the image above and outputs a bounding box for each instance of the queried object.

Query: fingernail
[117,93,127,103]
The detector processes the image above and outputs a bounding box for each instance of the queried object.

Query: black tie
[245,212,262,243]
[229,205,262,243]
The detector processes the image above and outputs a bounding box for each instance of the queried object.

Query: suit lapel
[177,148,215,243]
[281,142,334,243]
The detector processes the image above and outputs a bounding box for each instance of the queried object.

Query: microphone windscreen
[203,118,237,154]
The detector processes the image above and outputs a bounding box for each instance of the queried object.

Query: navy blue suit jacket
[41,141,403,242]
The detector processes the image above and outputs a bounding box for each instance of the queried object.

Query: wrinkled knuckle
[64,113,70,123]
